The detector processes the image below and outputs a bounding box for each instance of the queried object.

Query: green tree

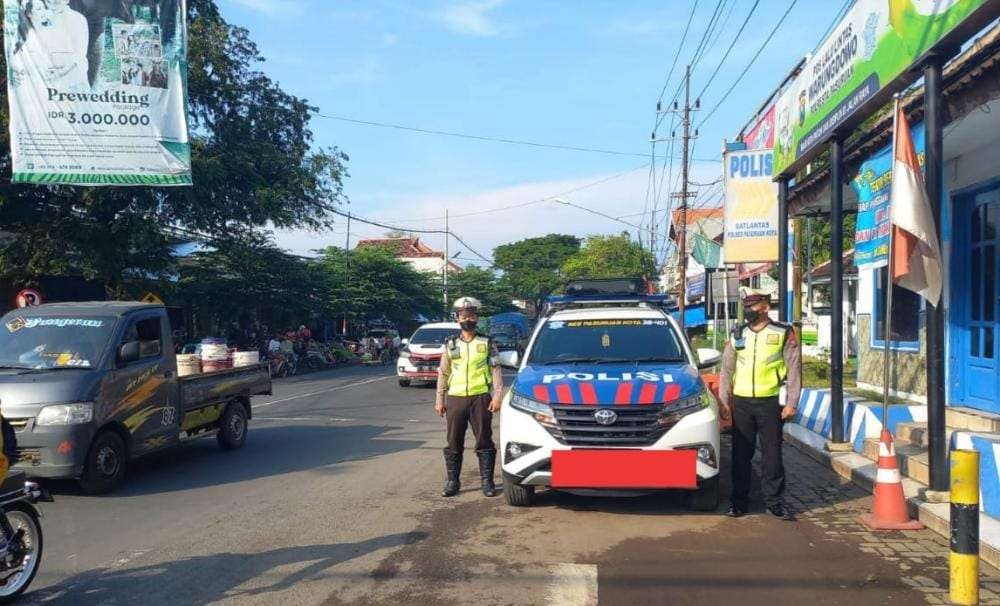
[561,233,656,280]
[446,266,515,316]
[317,246,439,326]
[493,234,580,305]
[0,0,349,296]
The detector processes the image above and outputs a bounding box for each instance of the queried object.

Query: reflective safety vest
[447,335,493,397]
[731,322,790,399]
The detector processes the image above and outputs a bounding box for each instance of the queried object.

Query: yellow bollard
[950,449,979,606]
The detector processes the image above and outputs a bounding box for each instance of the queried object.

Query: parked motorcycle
[0,472,49,602]
[267,351,298,378]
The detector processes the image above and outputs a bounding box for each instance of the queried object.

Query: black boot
[477,449,497,497]
[441,449,462,497]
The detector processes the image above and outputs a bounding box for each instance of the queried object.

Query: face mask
[460,320,477,331]
[744,308,763,323]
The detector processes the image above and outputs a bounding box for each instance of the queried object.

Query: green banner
[773,0,987,175]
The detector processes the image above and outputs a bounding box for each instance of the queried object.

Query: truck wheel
[503,477,535,507]
[217,401,248,450]
[79,431,127,495]
[398,378,411,387]
[687,476,720,512]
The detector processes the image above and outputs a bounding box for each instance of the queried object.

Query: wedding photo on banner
[3,0,191,186]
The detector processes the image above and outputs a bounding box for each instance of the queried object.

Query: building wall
[403,256,448,274]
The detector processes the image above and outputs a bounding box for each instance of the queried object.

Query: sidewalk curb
[785,422,1000,569]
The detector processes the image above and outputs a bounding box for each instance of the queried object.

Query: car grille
[14,448,41,466]
[6,418,29,433]
[545,405,667,447]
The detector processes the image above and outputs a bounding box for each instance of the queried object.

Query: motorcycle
[0,472,49,602]
[267,351,298,378]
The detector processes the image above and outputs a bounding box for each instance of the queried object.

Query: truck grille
[545,405,667,447]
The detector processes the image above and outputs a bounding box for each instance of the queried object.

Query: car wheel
[79,430,127,495]
[217,401,249,450]
[503,477,535,507]
[686,476,720,512]
[398,378,411,387]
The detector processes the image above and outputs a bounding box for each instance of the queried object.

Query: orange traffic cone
[860,429,924,530]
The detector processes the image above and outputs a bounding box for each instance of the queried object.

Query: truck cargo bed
[179,363,271,412]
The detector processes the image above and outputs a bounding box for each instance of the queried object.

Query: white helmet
[452,296,482,312]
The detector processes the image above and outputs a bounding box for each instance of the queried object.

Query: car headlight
[657,391,708,427]
[36,402,94,426]
[509,392,556,425]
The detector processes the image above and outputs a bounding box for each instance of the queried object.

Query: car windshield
[0,313,117,369]
[410,328,460,345]
[490,324,518,336]
[528,317,686,365]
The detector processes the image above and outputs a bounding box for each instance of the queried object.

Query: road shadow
[29,531,428,605]
[42,423,421,498]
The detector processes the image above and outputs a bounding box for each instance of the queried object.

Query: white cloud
[438,0,506,37]
[227,0,304,17]
[273,161,722,265]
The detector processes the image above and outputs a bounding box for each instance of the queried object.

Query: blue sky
[216,0,846,263]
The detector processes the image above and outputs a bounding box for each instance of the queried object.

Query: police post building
[735,0,1000,561]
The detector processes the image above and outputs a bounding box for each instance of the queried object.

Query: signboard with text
[723,149,779,263]
[772,0,988,176]
[3,0,191,185]
[851,120,926,269]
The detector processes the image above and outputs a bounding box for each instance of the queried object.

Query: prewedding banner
[3,0,191,185]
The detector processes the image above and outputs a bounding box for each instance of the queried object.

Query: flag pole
[882,96,901,430]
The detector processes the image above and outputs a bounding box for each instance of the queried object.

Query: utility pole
[443,209,450,316]
[343,208,351,335]
[672,65,697,332]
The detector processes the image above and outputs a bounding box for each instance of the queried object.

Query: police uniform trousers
[445,393,495,453]
[730,395,785,508]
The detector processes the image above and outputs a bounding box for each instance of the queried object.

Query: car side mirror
[400,338,409,346]
[498,350,520,369]
[118,341,140,365]
[696,347,722,370]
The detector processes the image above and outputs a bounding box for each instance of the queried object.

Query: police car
[498,280,722,509]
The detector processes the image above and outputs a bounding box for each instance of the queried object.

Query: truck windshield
[528,318,686,365]
[0,314,117,369]
[410,328,460,345]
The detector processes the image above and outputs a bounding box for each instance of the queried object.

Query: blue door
[953,184,1000,412]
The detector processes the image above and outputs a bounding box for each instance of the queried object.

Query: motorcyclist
[435,297,504,497]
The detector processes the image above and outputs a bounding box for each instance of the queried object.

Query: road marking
[547,563,597,606]
[253,375,394,409]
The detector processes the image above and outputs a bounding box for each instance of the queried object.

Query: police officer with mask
[436,297,504,498]
[719,288,801,519]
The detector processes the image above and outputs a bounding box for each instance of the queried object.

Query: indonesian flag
[890,105,942,307]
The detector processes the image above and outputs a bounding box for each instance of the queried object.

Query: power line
[695,0,760,101]
[389,162,651,223]
[697,0,799,129]
[653,0,699,107]
[688,0,728,72]
[316,113,649,158]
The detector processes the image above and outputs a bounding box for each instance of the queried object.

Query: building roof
[355,237,461,271]
[808,249,859,281]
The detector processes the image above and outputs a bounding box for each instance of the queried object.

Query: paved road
[17,366,1000,604]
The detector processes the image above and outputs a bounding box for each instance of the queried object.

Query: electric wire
[695,0,761,101]
[697,0,799,129]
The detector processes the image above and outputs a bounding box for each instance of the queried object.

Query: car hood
[513,362,702,406]
[0,369,101,417]
[407,344,445,357]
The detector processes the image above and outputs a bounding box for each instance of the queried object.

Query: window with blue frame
[872,266,921,350]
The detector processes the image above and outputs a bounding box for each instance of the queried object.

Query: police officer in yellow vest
[720,288,801,520]
[436,297,504,498]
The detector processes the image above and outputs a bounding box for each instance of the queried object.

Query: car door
[106,312,180,455]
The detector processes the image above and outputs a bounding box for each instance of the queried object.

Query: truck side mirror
[118,341,140,365]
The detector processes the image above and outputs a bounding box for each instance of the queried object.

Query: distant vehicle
[0,302,272,494]
[489,322,527,354]
[396,322,460,387]
[499,281,722,510]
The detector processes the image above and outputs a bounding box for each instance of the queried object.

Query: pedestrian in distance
[435,296,503,498]
[719,288,801,520]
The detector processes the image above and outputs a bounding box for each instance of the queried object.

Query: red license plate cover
[551,449,697,489]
